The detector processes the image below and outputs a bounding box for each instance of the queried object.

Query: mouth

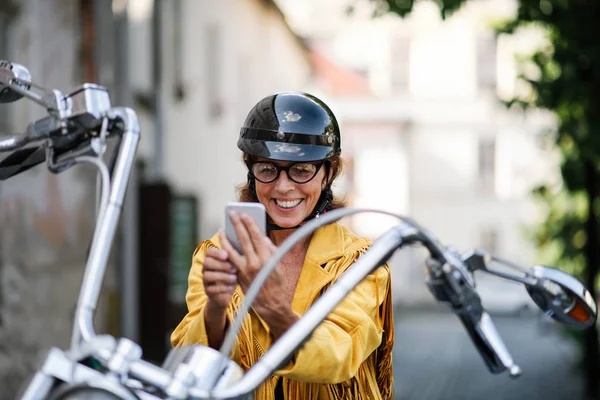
[273,199,303,210]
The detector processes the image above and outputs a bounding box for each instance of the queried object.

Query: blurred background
[0,0,598,399]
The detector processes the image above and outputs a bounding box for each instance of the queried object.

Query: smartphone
[225,201,267,253]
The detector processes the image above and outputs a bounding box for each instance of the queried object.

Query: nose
[274,170,295,192]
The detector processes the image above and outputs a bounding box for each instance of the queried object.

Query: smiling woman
[170,91,396,400]
[239,154,345,230]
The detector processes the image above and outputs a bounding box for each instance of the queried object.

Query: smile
[274,199,302,209]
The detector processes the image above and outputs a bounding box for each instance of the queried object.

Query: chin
[271,214,306,228]
[273,219,302,228]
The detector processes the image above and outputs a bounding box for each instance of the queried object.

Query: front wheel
[45,381,139,400]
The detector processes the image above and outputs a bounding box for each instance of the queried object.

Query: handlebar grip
[0,114,65,152]
[457,307,522,378]
[425,255,522,378]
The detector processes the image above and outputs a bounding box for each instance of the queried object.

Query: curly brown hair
[236,153,347,211]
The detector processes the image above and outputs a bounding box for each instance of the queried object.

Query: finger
[219,229,256,290]
[241,214,270,259]
[204,270,237,286]
[219,229,245,270]
[264,236,278,253]
[205,284,236,297]
[206,247,229,262]
[205,281,235,291]
[269,263,284,281]
[203,254,234,273]
[262,238,283,281]
[262,237,280,264]
[230,211,258,262]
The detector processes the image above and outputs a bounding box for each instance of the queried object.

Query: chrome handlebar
[0,75,112,151]
[20,210,527,400]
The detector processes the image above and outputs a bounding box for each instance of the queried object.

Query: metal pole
[151,0,164,180]
[112,1,140,343]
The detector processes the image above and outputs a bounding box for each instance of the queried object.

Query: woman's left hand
[219,210,298,338]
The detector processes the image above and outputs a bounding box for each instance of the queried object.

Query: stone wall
[0,1,118,397]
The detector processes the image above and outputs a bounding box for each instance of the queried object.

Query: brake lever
[425,255,522,378]
[2,74,68,116]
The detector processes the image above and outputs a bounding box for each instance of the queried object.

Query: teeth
[275,199,301,209]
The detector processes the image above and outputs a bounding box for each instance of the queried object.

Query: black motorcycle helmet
[237,91,341,162]
[238,91,342,228]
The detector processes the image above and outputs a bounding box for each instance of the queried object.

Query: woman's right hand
[203,247,237,314]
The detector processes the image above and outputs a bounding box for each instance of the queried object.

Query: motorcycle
[0,61,596,399]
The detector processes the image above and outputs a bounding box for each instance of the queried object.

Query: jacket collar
[291,222,349,313]
[304,222,346,266]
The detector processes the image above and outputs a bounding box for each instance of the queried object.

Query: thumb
[264,236,278,253]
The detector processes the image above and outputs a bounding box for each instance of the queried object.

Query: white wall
[0,0,115,396]
[128,0,313,240]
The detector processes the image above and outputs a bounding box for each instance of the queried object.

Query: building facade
[278,0,557,309]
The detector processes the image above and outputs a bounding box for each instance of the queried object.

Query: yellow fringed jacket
[170,222,395,399]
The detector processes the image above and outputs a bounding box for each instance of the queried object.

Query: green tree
[360,0,600,398]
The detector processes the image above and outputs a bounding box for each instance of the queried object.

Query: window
[172,0,185,101]
[479,227,499,254]
[206,24,222,120]
[477,34,497,91]
[390,35,410,92]
[478,137,496,195]
[237,54,253,121]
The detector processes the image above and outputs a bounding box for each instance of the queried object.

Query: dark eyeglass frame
[245,160,327,184]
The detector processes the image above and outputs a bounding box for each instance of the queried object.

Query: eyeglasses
[246,160,325,184]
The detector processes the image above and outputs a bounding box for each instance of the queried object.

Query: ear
[247,172,256,194]
[322,161,333,190]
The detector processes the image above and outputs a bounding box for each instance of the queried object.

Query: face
[252,159,328,228]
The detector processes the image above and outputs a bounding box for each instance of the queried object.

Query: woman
[170,92,395,399]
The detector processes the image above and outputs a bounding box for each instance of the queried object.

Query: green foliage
[526,183,587,276]
[494,0,600,285]
[360,0,465,18]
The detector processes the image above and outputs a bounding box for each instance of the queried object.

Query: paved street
[392,310,584,400]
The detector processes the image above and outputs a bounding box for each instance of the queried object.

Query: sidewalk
[392,311,583,400]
